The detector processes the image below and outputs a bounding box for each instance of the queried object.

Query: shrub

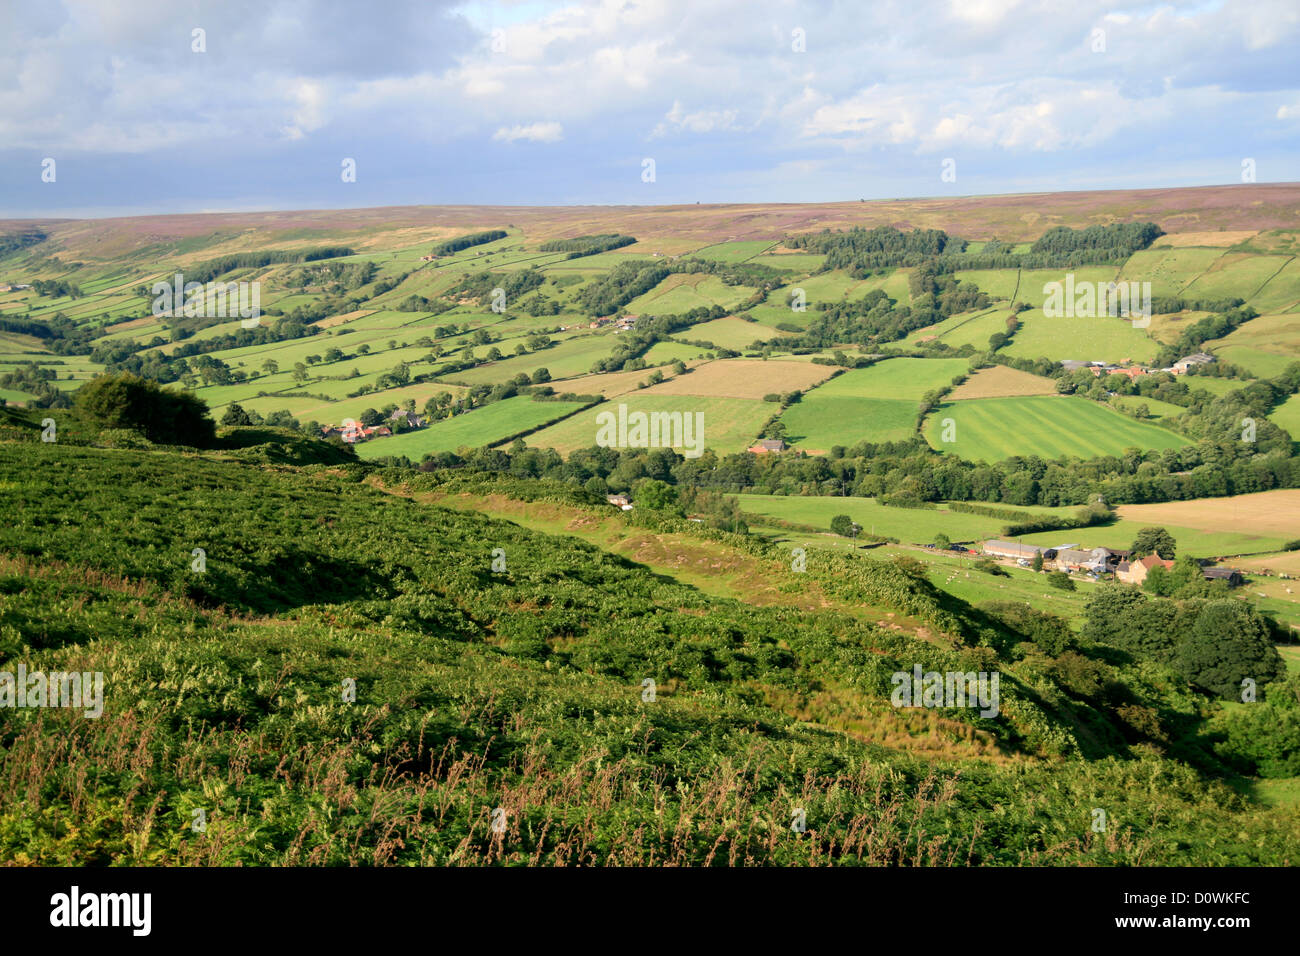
[74,373,215,447]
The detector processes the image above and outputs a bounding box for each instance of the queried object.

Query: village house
[1115,553,1175,585]
[747,438,788,454]
[606,493,632,510]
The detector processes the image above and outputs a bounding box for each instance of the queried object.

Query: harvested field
[949,365,1058,399]
[1115,489,1300,540]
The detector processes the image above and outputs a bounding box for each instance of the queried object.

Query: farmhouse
[606,493,632,510]
[983,540,1042,562]
[389,409,426,428]
[747,438,788,454]
[1115,553,1175,585]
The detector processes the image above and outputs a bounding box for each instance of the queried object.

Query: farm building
[983,540,1043,562]
[1115,553,1175,585]
[1172,352,1216,374]
[1053,547,1111,573]
[748,438,788,454]
[606,493,632,510]
[1202,567,1245,587]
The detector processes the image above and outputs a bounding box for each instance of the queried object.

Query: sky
[1,0,1298,218]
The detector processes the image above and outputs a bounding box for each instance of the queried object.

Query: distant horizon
[8,179,1299,225]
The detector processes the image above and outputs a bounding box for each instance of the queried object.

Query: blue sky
[2,0,1298,218]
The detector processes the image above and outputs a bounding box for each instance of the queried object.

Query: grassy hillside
[0,438,1295,865]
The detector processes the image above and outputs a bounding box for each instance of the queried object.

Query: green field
[443,333,614,386]
[526,394,769,455]
[923,395,1192,461]
[354,395,586,459]
[1109,394,1188,421]
[781,397,917,450]
[1002,309,1160,364]
[737,493,1071,544]
[681,317,782,349]
[1118,247,1226,298]
[1208,313,1300,377]
[776,358,971,451]
[808,358,971,399]
[625,273,756,314]
[1270,392,1300,440]
[904,307,1009,349]
[688,240,776,262]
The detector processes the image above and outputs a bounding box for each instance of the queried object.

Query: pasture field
[688,240,777,262]
[1239,256,1300,312]
[1012,267,1123,309]
[780,397,917,450]
[624,273,757,314]
[774,357,971,451]
[922,395,1192,461]
[1109,394,1188,421]
[1208,313,1300,378]
[953,269,1021,301]
[643,340,714,363]
[1118,247,1226,298]
[810,357,972,400]
[1001,309,1161,364]
[736,493,1073,544]
[1181,374,1255,396]
[1180,253,1295,304]
[639,358,836,400]
[442,333,614,386]
[948,364,1057,399]
[906,308,1010,350]
[749,252,826,271]
[1269,392,1300,439]
[354,396,586,460]
[525,394,770,456]
[681,316,784,349]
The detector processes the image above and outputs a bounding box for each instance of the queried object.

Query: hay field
[1115,489,1300,540]
[948,365,1057,399]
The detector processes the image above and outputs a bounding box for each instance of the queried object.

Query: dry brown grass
[314,308,375,329]
[1116,489,1300,536]
[949,365,1057,399]
[1153,230,1259,248]
[640,359,837,400]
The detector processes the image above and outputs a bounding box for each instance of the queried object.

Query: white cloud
[492,121,564,143]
